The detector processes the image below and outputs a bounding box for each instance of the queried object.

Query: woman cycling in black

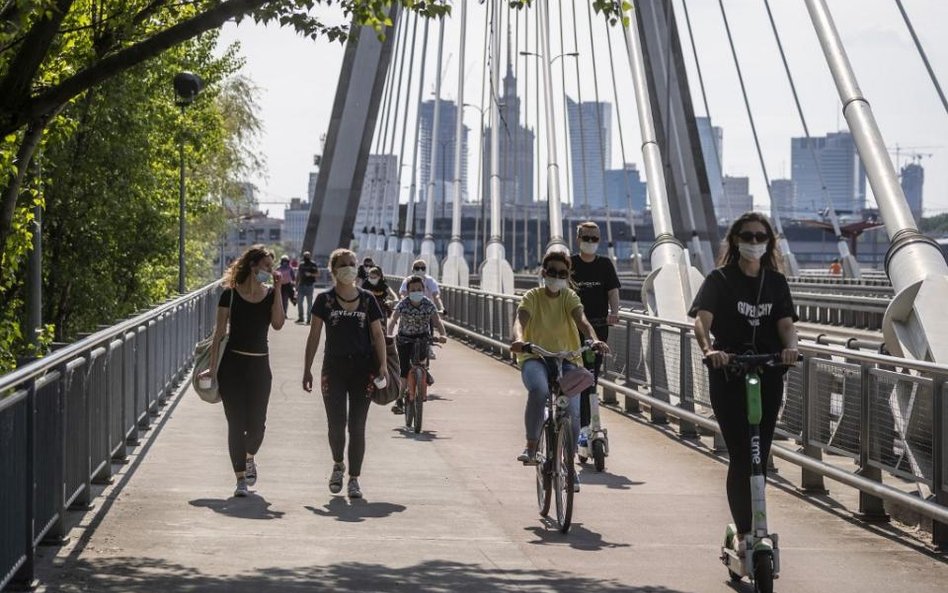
[689,211,799,550]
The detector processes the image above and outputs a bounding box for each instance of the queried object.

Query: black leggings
[217,351,272,473]
[321,357,373,476]
[579,325,608,428]
[710,369,784,534]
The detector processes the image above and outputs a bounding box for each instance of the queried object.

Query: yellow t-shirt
[517,287,584,366]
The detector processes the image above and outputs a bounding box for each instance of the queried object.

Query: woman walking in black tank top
[199,245,285,497]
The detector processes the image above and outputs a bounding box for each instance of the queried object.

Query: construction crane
[887,144,939,169]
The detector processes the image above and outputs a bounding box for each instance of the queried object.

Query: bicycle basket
[558,366,595,395]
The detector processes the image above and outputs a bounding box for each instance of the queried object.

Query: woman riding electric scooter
[689,212,799,585]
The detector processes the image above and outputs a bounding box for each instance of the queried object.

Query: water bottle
[578,431,588,448]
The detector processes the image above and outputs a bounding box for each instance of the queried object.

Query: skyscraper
[791,131,866,216]
[696,116,726,219]
[723,176,753,216]
[418,99,470,210]
[481,57,535,206]
[769,178,796,220]
[604,164,647,213]
[567,98,612,211]
[900,162,924,224]
[283,198,311,255]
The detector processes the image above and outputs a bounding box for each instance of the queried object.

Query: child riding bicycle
[510,252,609,486]
[387,275,447,414]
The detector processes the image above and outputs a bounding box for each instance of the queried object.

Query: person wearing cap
[358,257,375,282]
[397,259,444,312]
[276,255,296,315]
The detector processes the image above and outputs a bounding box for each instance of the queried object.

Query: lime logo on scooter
[750,434,762,466]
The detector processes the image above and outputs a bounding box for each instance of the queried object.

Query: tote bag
[192,288,234,403]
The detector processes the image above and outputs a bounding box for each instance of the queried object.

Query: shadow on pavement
[576,466,645,490]
[39,557,695,593]
[523,524,632,552]
[188,494,286,520]
[305,496,406,522]
[389,428,451,441]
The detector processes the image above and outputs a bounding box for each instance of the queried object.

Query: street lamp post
[173,71,204,293]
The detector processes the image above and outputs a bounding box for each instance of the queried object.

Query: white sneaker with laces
[329,462,345,494]
[347,478,363,499]
[245,457,257,486]
[234,478,249,497]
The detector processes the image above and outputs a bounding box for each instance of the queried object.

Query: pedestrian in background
[296,251,319,324]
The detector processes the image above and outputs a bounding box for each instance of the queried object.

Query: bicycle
[522,341,595,534]
[704,351,800,593]
[396,334,444,434]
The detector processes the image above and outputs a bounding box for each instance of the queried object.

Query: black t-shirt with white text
[311,288,384,359]
[688,263,798,355]
[570,255,621,324]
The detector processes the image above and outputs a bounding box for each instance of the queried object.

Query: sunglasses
[579,235,600,243]
[737,231,770,244]
[544,268,570,279]
[413,266,427,272]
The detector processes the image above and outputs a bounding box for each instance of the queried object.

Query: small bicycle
[522,341,595,534]
[705,352,800,593]
[397,334,444,434]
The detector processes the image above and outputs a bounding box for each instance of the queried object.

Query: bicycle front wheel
[553,418,575,533]
[412,366,425,434]
[536,420,552,516]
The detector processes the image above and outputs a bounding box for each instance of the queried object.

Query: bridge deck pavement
[33,320,947,592]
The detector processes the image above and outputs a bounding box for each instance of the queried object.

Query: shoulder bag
[192,288,235,403]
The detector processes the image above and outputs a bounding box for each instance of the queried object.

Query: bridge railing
[439,283,947,546]
[0,282,219,591]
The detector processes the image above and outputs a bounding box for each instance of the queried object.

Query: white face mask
[544,277,568,293]
[409,291,424,303]
[738,242,768,261]
[579,241,598,255]
[334,265,358,284]
[367,276,380,286]
[255,270,270,283]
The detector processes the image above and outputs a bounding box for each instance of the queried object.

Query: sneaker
[329,462,345,494]
[518,448,539,465]
[245,458,257,486]
[428,346,437,360]
[391,402,404,414]
[572,473,581,493]
[426,370,434,386]
[234,478,249,497]
[295,319,305,325]
[347,478,363,499]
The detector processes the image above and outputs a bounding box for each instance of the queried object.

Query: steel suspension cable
[715,0,786,235]
[583,0,614,254]
[405,19,431,238]
[569,0,590,219]
[680,0,731,223]
[391,14,420,236]
[895,0,948,117]
[555,0,573,233]
[473,2,490,270]
[761,0,845,240]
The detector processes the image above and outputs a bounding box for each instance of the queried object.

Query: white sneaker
[572,474,581,493]
[329,463,345,494]
[234,478,249,497]
[245,457,257,486]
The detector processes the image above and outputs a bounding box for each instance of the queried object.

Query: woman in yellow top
[510,251,610,469]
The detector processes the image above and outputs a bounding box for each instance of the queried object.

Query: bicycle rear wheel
[404,377,414,429]
[412,366,425,434]
[553,418,575,534]
[535,420,552,516]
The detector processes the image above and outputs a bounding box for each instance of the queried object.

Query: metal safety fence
[439,283,948,547]
[0,283,219,591]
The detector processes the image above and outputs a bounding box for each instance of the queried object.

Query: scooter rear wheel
[592,439,606,472]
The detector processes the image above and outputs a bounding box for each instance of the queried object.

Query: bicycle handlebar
[701,352,803,368]
[522,341,594,359]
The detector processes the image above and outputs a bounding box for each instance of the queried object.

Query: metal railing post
[678,327,698,438]
[800,356,828,493]
[10,381,37,590]
[932,375,947,548]
[648,324,668,424]
[624,320,641,414]
[857,363,889,521]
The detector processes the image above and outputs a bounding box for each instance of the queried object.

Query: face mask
[544,277,568,293]
[409,291,424,303]
[579,241,598,255]
[255,270,270,283]
[368,277,380,286]
[334,265,357,284]
[738,242,768,261]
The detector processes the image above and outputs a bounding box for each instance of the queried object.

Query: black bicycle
[396,334,443,434]
[522,341,594,534]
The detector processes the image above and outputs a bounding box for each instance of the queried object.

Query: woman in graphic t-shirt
[302,248,387,499]
[688,211,799,550]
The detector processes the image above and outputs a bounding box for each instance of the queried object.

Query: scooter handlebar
[702,352,803,368]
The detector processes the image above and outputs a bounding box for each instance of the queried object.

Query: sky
[216,0,948,221]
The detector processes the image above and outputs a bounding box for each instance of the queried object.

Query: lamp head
[173,72,204,105]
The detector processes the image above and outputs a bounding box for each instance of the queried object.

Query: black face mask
[303,257,311,262]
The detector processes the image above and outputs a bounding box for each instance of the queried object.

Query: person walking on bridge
[303,248,388,499]
[296,251,320,324]
[200,245,285,498]
[570,221,621,448]
[689,212,799,552]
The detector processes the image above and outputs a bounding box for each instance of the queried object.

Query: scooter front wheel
[753,551,774,593]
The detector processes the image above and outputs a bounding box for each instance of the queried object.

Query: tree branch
[2,0,270,136]
[0,0,75,113]
[0,120,46,276]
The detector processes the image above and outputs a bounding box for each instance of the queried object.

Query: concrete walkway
[33,319,947,592]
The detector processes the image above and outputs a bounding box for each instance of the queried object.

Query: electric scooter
[707,352,799,593]
[577,349,609,472]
